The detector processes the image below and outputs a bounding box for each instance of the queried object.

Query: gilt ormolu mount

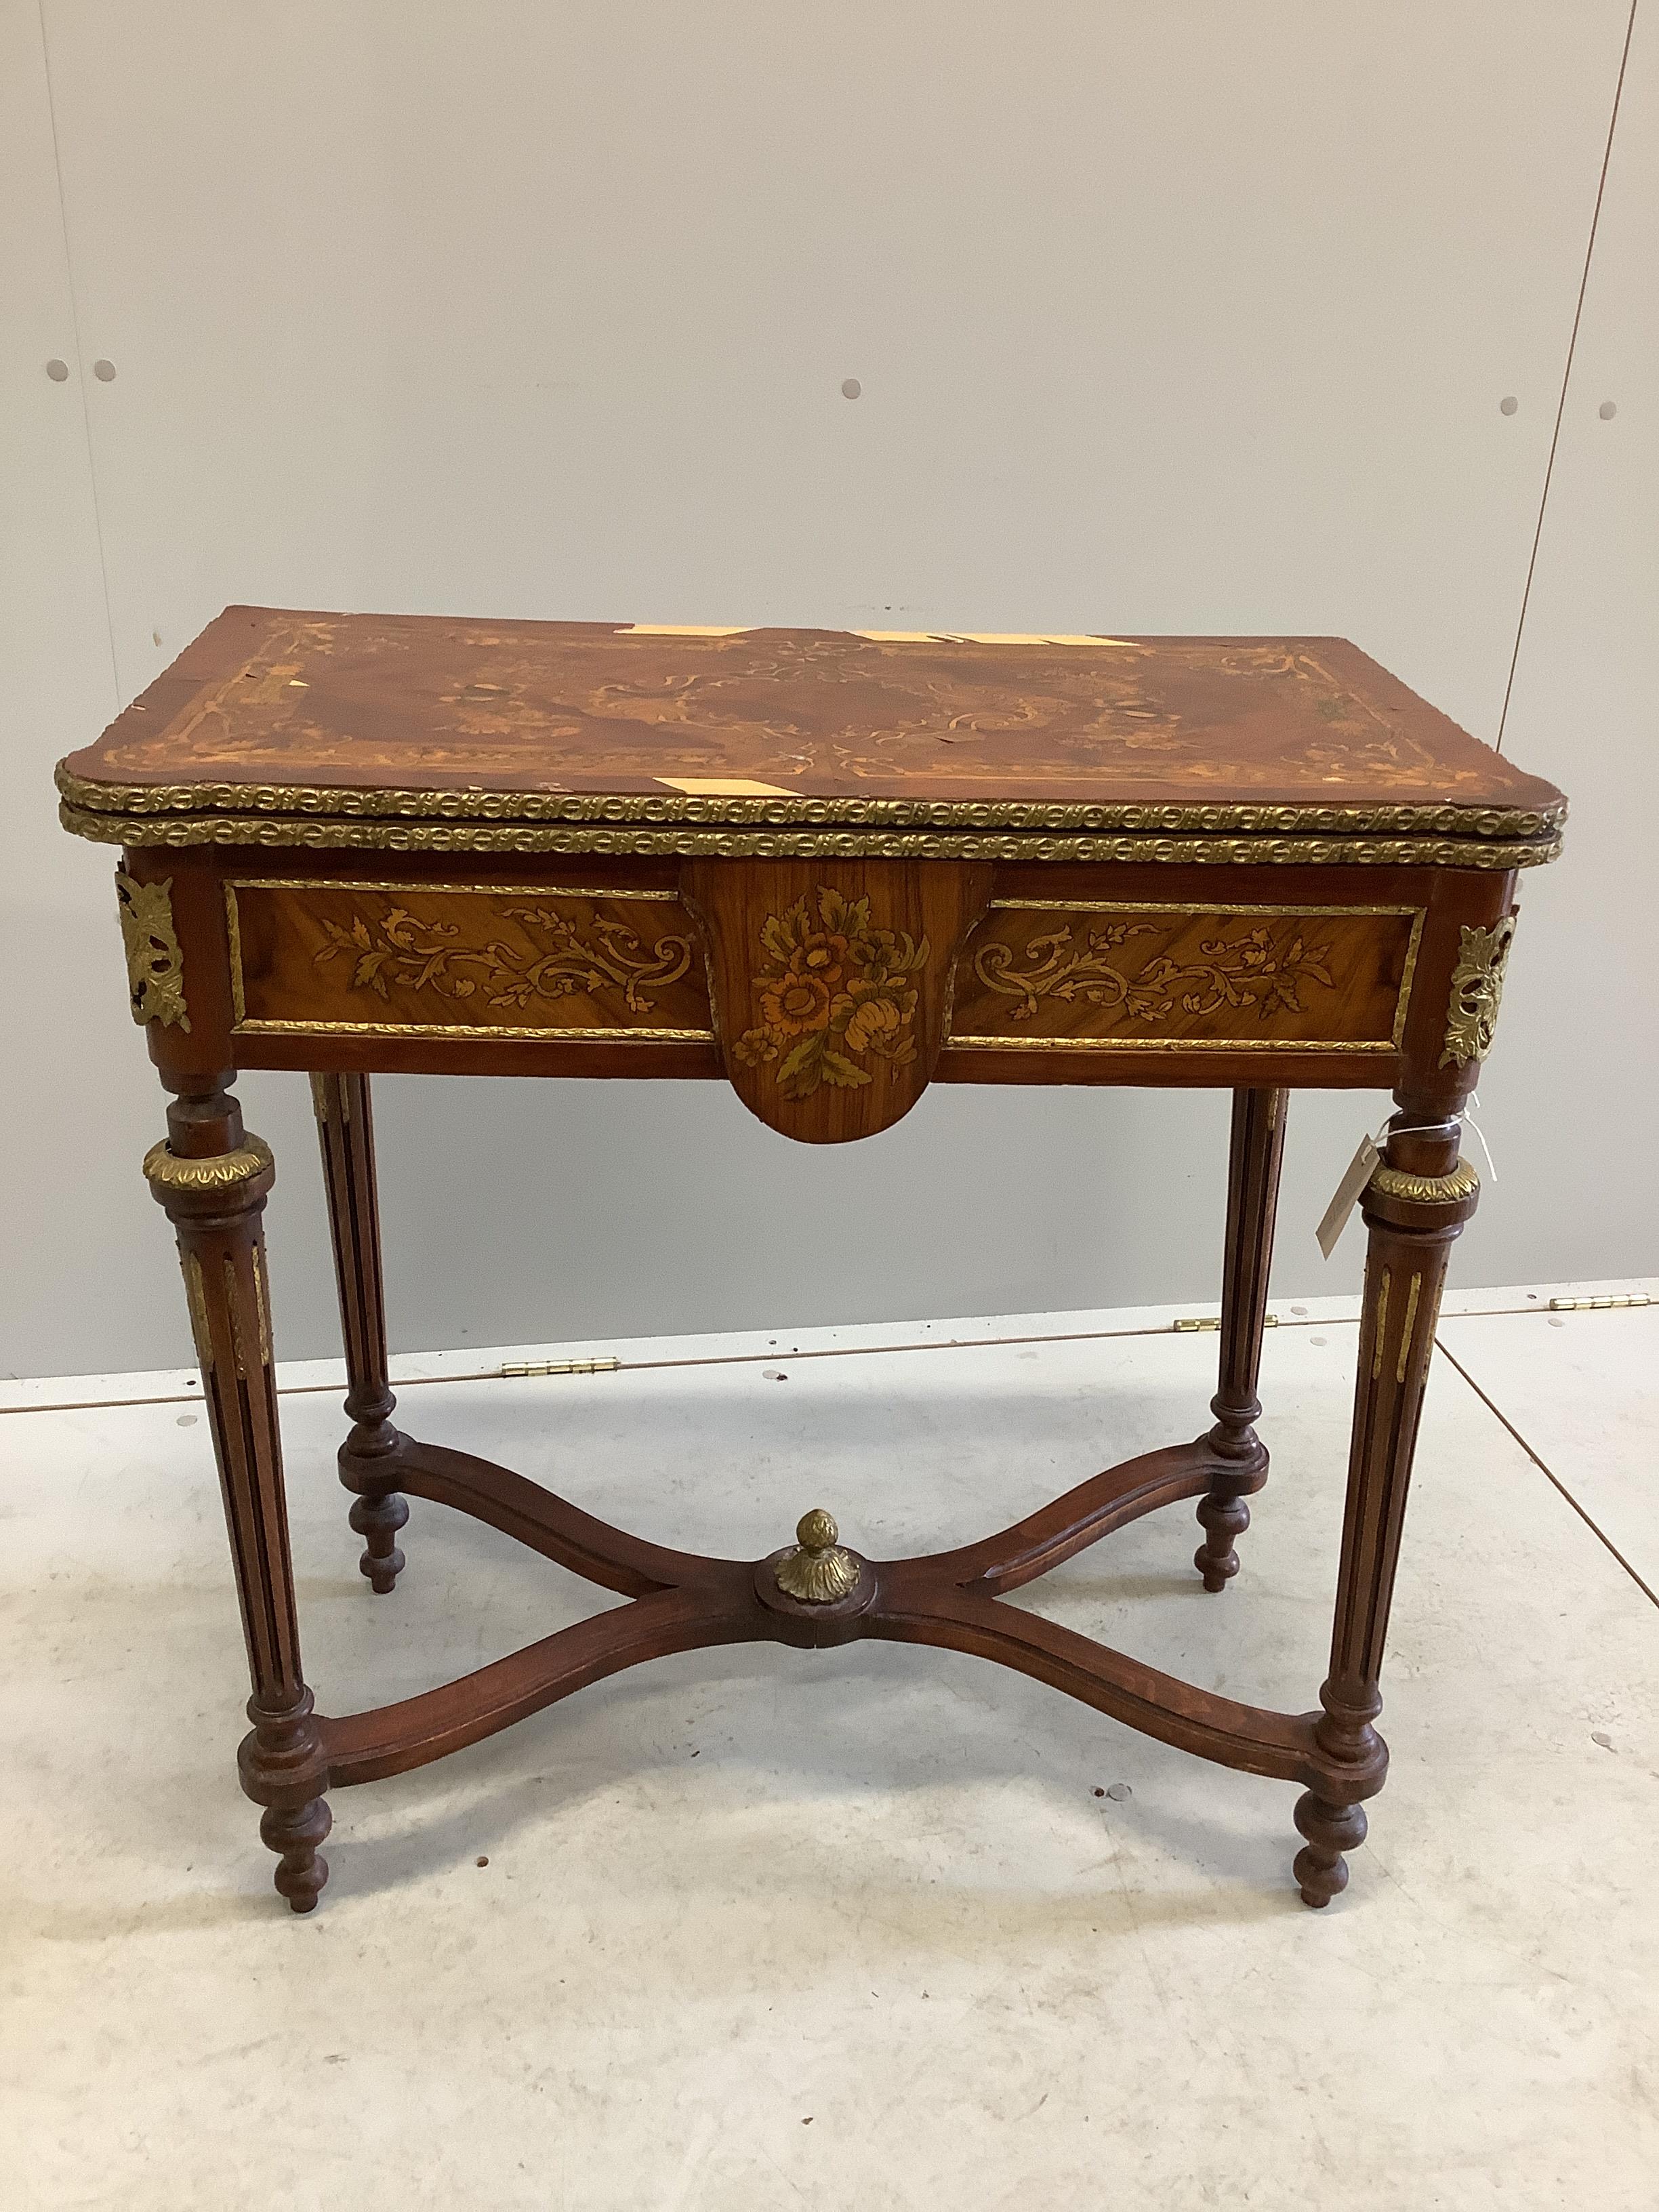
[59,611,1563,1911]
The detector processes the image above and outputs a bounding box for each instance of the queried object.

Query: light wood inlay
[226,880,714,1040]
[947,902,1422,1053]
[60,609,1564,844]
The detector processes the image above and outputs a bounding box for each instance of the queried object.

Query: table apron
[121,848,1517,1124]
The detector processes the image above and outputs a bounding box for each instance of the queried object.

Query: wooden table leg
[1195,1086,1288,1591]
[146,1080,330,1911]
[1293,1098,1479,1906]
[311,1072,407,1594]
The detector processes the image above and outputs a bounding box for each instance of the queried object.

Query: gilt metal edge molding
[224,883,248,1027]
[227,876,689,899]
[54,762,1569,841]
[1392,908,1426,1052]
[143,1132,275,1193]
[1368,1159,1480,1206]
[943,1033,1399,1054]
[62,804,1563,871]
[234,1017,717,1042]
[985,898,1426,916]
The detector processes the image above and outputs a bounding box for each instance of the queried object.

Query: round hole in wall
[1599,400,1617,420]
[93,359,117,382]
[46,359,69,382]
[1499,395,1519,416]
[840,377,862,400]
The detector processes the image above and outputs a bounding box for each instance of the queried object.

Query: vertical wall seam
[35,0,121,708]
[1494,0,1640,755]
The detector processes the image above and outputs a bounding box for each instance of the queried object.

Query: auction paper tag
[1316,1134,1381,1259]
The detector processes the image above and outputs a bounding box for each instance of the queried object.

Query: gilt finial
[773,1508,861,1603]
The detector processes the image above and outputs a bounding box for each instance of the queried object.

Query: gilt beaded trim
[60,802,1561,872]
[54,762,1568,843]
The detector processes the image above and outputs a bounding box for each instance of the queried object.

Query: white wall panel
[1480,1,1658,1275]
[0,0,142,1382]
[4,1,1641,1374]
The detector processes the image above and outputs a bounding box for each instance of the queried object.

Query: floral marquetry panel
[226,880,714,1040]
[686,860,993,1141]
[731,884,932,1103]
[947,903,1423,1054]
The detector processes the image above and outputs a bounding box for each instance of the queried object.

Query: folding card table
[58,612,1564,1912]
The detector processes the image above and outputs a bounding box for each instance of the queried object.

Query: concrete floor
[2,1286,1656,2209]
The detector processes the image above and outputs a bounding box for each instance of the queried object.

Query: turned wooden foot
[340,1399,409,1595]
[241,1689,332,1912]
[1194,1490,1252,1592]
[1195,1088,1285,1592]
[348,1479,409,1595]
[260,1799,333,1912]
[313,1073,408,1594]
[1293,1791,1367,1907]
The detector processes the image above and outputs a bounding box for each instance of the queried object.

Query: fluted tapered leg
[1195,1087,1288,1591]
[311,1072,407,1593]
[1293,1106,1478,1906]
[148,1082,329,1911]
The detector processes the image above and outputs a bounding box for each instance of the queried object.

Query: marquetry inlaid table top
[58,608,1564,863]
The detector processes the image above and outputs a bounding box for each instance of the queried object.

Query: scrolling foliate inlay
[731,884,929,1101]
[947,903,1422,1054]
[971,919,1336,1027]
[312,901,694,1016]
[226,882,716,1039]
[1439,916,1516,1069]
[115,871,190,1031]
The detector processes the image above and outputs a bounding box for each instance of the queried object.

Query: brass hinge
[499,1357,623,1378]
[1172,1313,1281,1334]
[1546,1294,1652,1313]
